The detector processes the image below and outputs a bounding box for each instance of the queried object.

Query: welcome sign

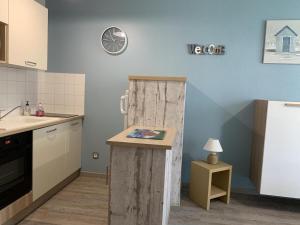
[189,44,225,55]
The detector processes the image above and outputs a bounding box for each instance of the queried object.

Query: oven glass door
[0,157,25,193]
[0,132,32,210]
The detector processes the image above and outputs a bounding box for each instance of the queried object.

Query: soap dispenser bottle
[36,103,45,117]
[24,101,31,116]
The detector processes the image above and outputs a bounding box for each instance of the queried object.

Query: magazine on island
[127,129,166,140]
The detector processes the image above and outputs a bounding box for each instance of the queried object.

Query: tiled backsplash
[37,71,85,115]
[0,67,38,116]
[0,66,85,116]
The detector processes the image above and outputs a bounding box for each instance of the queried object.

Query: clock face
[101,27,128,55]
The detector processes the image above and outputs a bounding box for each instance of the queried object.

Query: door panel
[261,101,300,198]
[8,0,32,68]
[282,37,290,52]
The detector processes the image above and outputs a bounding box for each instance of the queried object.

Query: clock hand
[109,30,115,42]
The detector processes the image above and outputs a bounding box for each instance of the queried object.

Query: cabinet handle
[25,61,37,67]
[46,128,57,133]
[284,103,300,107]
[71,122,79,126]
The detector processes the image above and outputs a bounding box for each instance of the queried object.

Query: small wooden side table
[189,160,232,210]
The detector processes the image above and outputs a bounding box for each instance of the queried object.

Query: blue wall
[47,0,300,190]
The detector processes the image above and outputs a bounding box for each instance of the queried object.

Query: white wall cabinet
[8,0,48,70]
[33,120,82,201]
[0,0,8,24]
[251,100,300,199]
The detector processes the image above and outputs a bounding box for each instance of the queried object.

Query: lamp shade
[203,138,223,153]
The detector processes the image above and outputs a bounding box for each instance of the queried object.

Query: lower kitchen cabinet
[33,119,82,201]
[65,120,82,177]
[33,123,66,201]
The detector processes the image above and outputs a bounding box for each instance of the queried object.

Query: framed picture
[263,20,300,64]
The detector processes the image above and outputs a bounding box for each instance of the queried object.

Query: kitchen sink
[0,114,79,132]
[1,116,48,124]
[0,116,62,130]
[17,117,49,123]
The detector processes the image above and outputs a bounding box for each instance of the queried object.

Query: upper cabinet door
[32,0,48,71]
[0,0,8,24]
[8,0,48,70]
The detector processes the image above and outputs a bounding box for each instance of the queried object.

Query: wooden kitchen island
[106,126,177,225]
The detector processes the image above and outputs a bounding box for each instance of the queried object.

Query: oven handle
[0,171,15,181]
[0,175,24,188]
[0,147,26,161]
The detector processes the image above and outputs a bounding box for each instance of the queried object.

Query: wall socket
[92,152,99,159]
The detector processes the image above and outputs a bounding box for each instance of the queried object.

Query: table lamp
[203,138,223,164]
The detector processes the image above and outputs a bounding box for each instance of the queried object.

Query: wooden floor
[19,175,300,225]
[169,194,300,225]
[19,175,108,225]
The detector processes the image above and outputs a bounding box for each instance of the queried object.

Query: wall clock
[101,27,128,55]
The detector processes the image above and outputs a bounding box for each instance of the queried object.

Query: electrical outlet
[92,152,99,159]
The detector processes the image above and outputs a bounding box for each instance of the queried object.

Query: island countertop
[106,126,177,149]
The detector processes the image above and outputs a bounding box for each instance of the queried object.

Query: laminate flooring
[19,175,108,225]
[169,195,300,225]
[19,175,300,225]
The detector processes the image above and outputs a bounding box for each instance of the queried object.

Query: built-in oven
[0,131,32,210]
[0,22,7,63]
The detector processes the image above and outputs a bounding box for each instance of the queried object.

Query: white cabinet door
[261,101,300,198]
[33,123,67,201]
[8,0,48,70]
[0,0,8,24]
[64,119,82,177]
[32,0,48,70]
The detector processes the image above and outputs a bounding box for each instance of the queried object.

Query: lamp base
[207,153,218,165]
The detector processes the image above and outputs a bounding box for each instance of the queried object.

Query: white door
[261,101,300,198]
[32,0,48,70]
[9,0,37,69]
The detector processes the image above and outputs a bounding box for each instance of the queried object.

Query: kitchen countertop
[106,126,177,150]
[0,115,84,137]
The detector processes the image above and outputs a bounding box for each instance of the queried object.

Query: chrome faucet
[0,110,5,121]
[0,106,21,120]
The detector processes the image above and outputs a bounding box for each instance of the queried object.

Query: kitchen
[0,0,88,224]
[2,1,300,225]
[1,1,185,224]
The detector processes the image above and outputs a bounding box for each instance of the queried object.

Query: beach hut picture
[263,20,300,64]
[275,26,297,53]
